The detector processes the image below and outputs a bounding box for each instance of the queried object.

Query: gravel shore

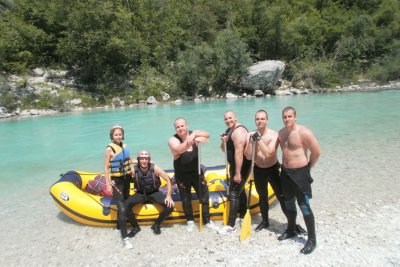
[1,137,399,266]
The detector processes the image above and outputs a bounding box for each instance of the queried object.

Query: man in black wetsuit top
[168,117,219,232]
[217,110,252,235]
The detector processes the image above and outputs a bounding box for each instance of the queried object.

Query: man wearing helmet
[168,117,219,232]
[104,125,133,249]
[125,150,175,236]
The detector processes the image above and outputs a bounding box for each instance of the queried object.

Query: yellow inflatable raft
[49,165,277,227]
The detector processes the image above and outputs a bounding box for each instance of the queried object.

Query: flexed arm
[191,130,210,144]
[231,127,248,183]
[257,134,278,160]
[169,130,210,158]
[244,132,253,160]
[168,136,189,159]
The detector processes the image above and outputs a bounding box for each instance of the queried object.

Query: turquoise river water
[0,89,399,198]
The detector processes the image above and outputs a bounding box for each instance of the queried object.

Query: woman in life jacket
[125,150,175,236]
[104,125,133,249]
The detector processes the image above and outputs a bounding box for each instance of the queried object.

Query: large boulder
[70,98,82,105]
[254,89,264,97]
[289,88,302,95]
[240,60,285,92]
[112,97,124,106]
[29,109,40,115]
[146,96,157,105]
[161,92,170,102]
[32,68,44,76]
[226,93,238,99]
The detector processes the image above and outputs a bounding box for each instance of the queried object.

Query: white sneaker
[217,225,237,235]
[187,220,195,232]
[236,218,243,227]
[122,237,133,249]
[205,220,220,231]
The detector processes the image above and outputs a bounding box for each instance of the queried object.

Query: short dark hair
[282,106,296,115]
[174,117,187,127]
[255,109,268,118]
[224,110,236,117]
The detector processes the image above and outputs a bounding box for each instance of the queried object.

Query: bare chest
[281,132,303,151]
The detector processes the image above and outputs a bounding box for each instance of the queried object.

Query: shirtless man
[244,110,306,233]
[278,106,320,254]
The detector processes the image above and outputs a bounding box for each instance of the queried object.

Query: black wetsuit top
[173,131,198,174]
[281,164,314,198]
[225,125,252,171]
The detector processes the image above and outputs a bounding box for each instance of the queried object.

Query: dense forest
[1,0,400,110]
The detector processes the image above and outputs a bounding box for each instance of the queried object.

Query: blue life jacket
[108,142,132,177]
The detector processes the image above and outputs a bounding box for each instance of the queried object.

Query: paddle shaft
[222,141,230,226]
[239,140,257,242]
[223,141,229,195]
[246,141,257,208]
[198,143,203,230]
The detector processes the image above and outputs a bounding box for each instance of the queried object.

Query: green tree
[0,0,54,72]
[334,14,377,73]
[131,64,176,102]
[213,29,253,92]
[57,0,140,85]
[0,0,15,13]
[367,40,400,81]
[175,43,215,97]
[176,28,252,97]
[1,0,400,98]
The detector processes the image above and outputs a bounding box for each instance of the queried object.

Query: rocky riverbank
[1,68,399,120]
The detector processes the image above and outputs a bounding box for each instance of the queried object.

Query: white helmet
[137,150,151,159]
[109,125,124,140]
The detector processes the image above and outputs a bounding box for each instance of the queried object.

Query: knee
[124,200,133,209]
[284,198,297,212]
[201,192,209,203]
[299,203,312,217]
[254,186,264,196]
[117,202,126,214]
[118,207,126,214]
[164,206,174,213]
[258,192,268,201]
[118,209,126,221]
[177,185,186,195]
[182,191,191,201]
[230,190,241,200]
[125,203,134,214]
